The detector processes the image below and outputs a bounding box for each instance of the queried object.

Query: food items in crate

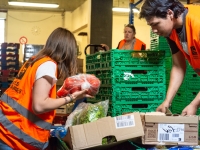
[65,100,109,128]
[65,100,116,145]
[74,102,106,125]
[57,74,101,97]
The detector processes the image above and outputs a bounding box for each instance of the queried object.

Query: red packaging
[57,74,101,97]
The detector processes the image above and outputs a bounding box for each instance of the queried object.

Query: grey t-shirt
[167,9,188,55]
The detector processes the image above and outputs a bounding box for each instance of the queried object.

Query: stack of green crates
[150,31,171,86]
[86,49,166,117]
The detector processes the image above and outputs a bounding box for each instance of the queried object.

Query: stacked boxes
[0,43,20,94]
[0,43,19,70]
[86,50,166,117]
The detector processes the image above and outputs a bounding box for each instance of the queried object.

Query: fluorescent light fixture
[8,1,59,8]
[112,8,130,12]
[112,7,140,13]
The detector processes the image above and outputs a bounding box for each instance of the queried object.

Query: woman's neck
[174,13,184,29]
[125,38,135,44]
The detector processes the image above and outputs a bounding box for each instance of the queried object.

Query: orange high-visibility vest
[0,56,57,150]
[169,5,200,75]
[118,38,146,50]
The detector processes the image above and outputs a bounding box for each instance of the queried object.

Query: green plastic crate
[108,103,160,117]
[86,50,165,70]
[88,67,166,86]
[93,85,166,104]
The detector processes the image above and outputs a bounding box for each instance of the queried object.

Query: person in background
[0,27,93,150]
[101,24,146,51]
[139,0,200,115]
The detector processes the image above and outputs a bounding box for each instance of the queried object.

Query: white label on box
[114,115,135,128]
[158,124,184,142]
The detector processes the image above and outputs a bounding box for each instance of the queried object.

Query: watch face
[31,26,41,35]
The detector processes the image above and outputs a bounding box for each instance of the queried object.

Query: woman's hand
[182,92,200,115]
[156,101,171,113]
[181,103,198,116]
[100,44,109,51]
[70,90,94,102]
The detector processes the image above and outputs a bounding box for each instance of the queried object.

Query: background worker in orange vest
[0,27,93,150]
[101,24,146,51]
[139,0,200,115]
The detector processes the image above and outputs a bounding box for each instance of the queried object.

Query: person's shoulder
[185,5,200,16]
[119,39,125,43]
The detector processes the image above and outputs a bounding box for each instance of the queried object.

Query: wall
[64,11,72,30]
[112,13,151,49]
[6,10,63,62]
[4,2,151,70]
[69,0,90,73]
[71,1,89,32]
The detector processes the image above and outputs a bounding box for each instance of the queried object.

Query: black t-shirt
[166,37,179,54]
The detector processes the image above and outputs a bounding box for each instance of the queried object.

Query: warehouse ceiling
[0,0,87,12]
[0,0,199,12]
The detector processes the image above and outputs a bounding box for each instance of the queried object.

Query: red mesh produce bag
[57,74,101,97]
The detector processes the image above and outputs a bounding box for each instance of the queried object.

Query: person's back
[0,27,93,150]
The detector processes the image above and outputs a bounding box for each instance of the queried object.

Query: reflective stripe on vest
[0,109,47,149]
[0,93,52,130]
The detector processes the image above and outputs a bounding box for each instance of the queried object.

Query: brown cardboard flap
[145,112,166,116]
[70,125,88,149]
[111,112,144,141]
[96,117,115,138]
[68,112,144,150]
[142,113,199,146]
[165,107,173,116]
[84,121,103,146]
[145,115,199,123]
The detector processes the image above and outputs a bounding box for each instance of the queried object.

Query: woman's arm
[32,75,91,114]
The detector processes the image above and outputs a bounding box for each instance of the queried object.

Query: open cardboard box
[142,109,199,146]
[63,112,144,150]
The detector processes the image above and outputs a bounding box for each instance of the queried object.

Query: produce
[78,103,106,124]
[65,100,109,129]
[57,74,101,97]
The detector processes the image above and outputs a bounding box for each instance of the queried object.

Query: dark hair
[139,0,185,20]
[125,24,136,34]
[30,27,77,80]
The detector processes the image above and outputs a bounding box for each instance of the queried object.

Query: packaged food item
[57,74,101,97]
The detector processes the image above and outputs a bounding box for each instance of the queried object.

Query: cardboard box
[142,112,199,146]
[63,112,144,150]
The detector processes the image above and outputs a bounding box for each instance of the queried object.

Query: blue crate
[0,49,19,55]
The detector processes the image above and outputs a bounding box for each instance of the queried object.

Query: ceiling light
[8,2,59,8]
[112,8,129,12]
[112,7,140,13]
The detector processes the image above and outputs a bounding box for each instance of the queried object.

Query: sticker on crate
[157,124,184,142]
[114,114,135,128]
[123,72,134,80]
